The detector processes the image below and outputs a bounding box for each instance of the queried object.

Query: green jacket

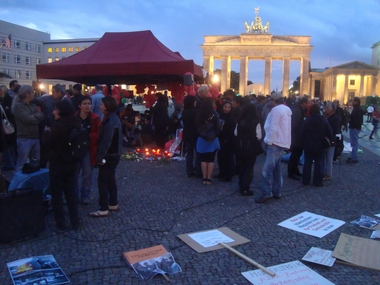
[13,101,45,138]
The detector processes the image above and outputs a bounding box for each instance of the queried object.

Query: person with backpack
[234,103,263,196]
[90,96,122,217]
[74,96,101,205]
[48,100,81,230]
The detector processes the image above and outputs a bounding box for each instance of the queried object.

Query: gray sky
[2,0,378,90]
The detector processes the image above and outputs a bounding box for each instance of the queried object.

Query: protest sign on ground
[278,211,345,238]
[242,260,335,285]
[332,233,380,271]
[123,245,182,280]
[177,227,250,253]
[302,247,336,267]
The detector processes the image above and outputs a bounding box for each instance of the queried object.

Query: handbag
[0,105,15,135]
[198,115,217,142]
[322,137,331,148]
[22,159,41,174]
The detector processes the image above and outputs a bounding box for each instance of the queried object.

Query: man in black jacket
[288,96,310,180]
[347,97,363,163]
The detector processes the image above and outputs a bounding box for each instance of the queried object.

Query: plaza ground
[0,123,379,284]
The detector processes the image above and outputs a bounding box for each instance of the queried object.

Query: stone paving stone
[1,143,380,284]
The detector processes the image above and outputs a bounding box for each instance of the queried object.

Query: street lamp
[212,74,219,84]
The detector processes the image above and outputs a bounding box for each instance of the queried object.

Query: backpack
[68,127,90,159]
[235,120,263,158]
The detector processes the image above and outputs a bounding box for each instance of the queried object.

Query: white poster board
[242,260,335,285]
[302,247,336,267]
[278,211,345,238]
[188,229,234,248]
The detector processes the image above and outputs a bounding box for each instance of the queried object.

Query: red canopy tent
[37,30,204,85]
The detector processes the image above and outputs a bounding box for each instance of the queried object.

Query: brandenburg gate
[201,8,313,97]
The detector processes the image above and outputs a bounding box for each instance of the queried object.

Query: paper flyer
[302,247,336,267]
[7,255,69,285]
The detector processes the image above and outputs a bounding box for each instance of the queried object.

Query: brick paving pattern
[0,140,379,284]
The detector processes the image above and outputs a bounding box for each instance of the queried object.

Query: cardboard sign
[332,233,380,271]
[302,247,336,267]
[242,260,335,285]
[124,245,167,264]
[278,211,345,238]
[177,227,250,253]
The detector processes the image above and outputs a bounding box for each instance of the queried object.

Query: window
[55,47,59,53]
[55,57,59,61]
[3,69,10,75]
[15,70,21,79]
[68,47,73,52]
[14,55,21,64]
[14,40,20,49]
[83,46,87,50]
[47,47,53,53]
[48,58,52,63]
[350,80,355,85]
[2,53,9,62]
[26,71,32,79]
[36,58,41,64]
[75,47,80,52]
[348,91,355,101]
[61,47,66,52]
[26,56,32,65]
[25,42,32,50]
[36,44,41,52]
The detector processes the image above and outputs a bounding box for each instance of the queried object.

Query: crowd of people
[0,81,123,229]
[1,79,378,228]
[179,87,376,203]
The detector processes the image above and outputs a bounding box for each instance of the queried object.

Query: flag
[3,34,11,50]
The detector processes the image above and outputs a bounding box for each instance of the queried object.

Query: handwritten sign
[302,247,336,267]
[188,229,234,248]
[278,211,345,238]
[332,233,380,271]
[242,260,335,285]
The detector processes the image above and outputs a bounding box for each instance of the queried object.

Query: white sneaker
[108,205,119,211]
[90,210,109,217]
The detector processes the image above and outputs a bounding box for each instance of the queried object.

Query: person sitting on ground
[121,116,142,148]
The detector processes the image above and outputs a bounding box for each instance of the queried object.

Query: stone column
[371,75,377,95]
[282,57,290,97]
[221,56,231,92]
[239,56,248,95]
[299,57,310,95]
[311,77,316,99]
[264,57,272,95]
[343,74,348,103]
[359,74,365,96]
[203,56,210,74]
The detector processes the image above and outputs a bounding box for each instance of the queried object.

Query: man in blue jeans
[347,97,363,163]
[255,92,292,204]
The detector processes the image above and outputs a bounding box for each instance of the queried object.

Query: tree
[289,76,300,95]
[213,69,252,94]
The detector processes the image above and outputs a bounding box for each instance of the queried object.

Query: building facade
[310,61,379,103]
[0,20,97,93]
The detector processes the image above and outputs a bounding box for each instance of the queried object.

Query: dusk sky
[2,0,379,90]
